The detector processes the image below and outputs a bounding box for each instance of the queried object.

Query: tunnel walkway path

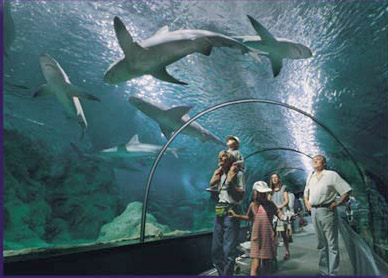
[202,220,354,276]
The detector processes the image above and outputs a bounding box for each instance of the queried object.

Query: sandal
[283,252,290,260]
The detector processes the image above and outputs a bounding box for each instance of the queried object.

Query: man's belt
[217,202,239,207]
[312,203,331,208]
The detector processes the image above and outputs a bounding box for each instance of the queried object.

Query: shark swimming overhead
[128,95,224,146]
[100,134,182,158]
[104,16,250,85]
[33,54,100,138]
[234,15,312,77]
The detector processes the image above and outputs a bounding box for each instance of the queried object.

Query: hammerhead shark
[33,54,100,138]
[104,16,250,85]
[234,15,312,77]
[99,134,182,158]
[128,95,224,146]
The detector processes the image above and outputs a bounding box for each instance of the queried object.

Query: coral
[98,201,188,242]
[4,130,123,250]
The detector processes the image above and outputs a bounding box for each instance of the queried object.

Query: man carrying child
[208,150,246,275]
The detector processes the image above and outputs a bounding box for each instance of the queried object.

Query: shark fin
[247,15,276,42]
[200,44,213,56]
[127,134,140,145]
[152,68,187,85]
[196,38,213,56]
[72,97,88,139]
[65,85,100,102]
[269,55,283,77]
[160,125,174,139]
[165,105,193,120]
[114,16,145,57]
[154,25,169,36]
[33,84,52,98]
[72,97,88,141]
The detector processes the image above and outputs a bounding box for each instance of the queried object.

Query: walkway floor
[201,221,354,276]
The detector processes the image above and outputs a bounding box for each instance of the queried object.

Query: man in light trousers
[304,155,352,276]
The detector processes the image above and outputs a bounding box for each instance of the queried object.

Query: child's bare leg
[250,258,260,276]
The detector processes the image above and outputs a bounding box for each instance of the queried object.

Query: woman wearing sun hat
[229,181,286,275]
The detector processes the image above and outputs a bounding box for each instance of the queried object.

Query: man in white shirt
[304,155,352,276]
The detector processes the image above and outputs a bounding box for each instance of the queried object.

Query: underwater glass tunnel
[2,0,388,275]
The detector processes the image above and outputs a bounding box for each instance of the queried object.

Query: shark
[104,16,250,85]
[234,15,312,77]
[99,134,182,159]
[128,95,224,146]
[70,143,143,172]
[33,54,100,138]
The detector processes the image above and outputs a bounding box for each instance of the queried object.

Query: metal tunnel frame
[244,167,308,194]
[140,98,369,243]
[245,167,308,184]
[261,167,308,179]
[245,147,313,160]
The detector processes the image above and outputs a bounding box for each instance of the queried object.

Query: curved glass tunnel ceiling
[3,0,387,269]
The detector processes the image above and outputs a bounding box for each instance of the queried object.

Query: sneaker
[278,241,284,247]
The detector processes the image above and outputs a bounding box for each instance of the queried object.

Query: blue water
[3,0,388,254]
